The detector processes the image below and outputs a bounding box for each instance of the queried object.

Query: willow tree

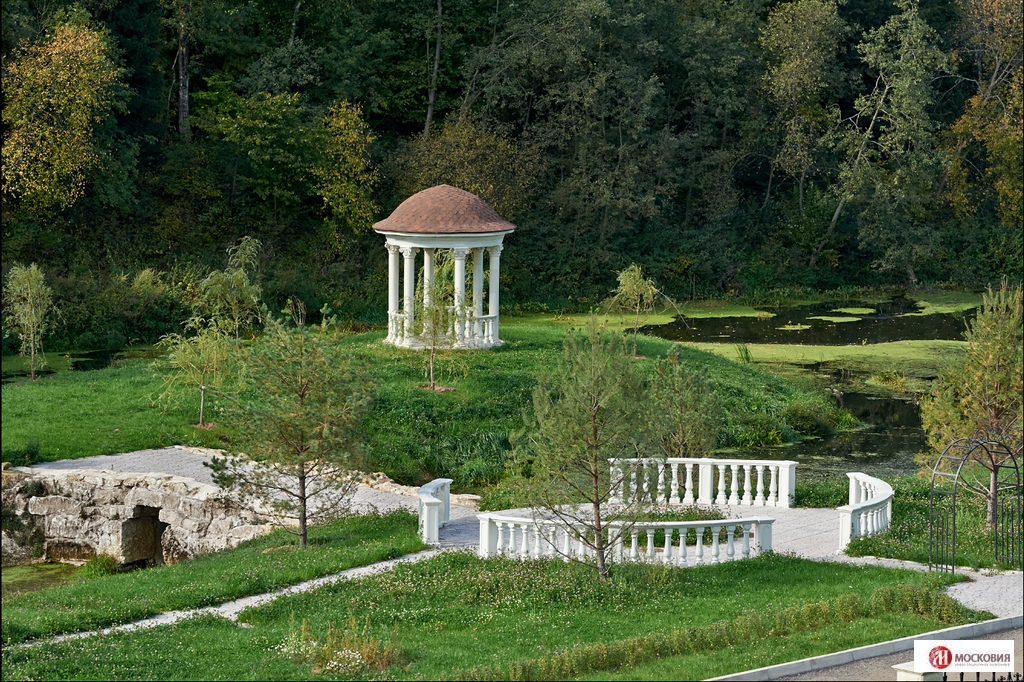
[3,264,54,381]
[605,263,666,358]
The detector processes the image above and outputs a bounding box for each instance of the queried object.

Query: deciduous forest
[2,0,1021,350]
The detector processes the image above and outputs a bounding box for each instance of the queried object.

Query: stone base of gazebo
[389,318,504,350]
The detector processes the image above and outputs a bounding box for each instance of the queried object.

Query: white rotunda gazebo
[374,184,515,349]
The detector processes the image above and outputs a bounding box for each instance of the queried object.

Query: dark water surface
[721,391,926,478]
[646,297,973,345]
[1,348,153,384]
[644,299,974,478]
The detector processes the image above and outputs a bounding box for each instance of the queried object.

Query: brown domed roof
[373,185,515,234]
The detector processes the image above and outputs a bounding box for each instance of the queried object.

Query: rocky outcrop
[1,468,272,566]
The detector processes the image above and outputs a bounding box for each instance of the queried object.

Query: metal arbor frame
[930,432,1021,572]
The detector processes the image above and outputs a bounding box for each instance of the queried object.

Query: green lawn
[0,553,982,681]
[1,358,228,463]
[796,474,1009,569]
[2,322,852,488]
[1,510,424,645]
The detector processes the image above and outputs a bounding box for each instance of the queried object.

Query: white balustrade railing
[608,458,798,508]
[478,512,775,566]
[418,478,452,545]
[837,472,893,549]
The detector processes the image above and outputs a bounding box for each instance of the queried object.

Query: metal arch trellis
[929,431,1022,572]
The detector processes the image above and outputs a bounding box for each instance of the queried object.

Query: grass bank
[3,323,852,488]
[689,339,967,382]
[1,510,424,645]
[341,324,853,486]
[1,359,227,464]
[795,474,1008,569]
[0,553,981,680]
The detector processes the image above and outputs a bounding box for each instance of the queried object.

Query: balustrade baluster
[755,465,765,506]
[716,465,728,505]
[562,528,572,558]
[630,531,640,561]
[670,463,680,504]
[741,523,752,559]
[496,522,506,553]
[663,528,673,565]
[646,529,656,562]
[533,524,542,556]
[695,527,705,566]
[726,525,735,562]
[742,465,753,505]
[642,460,651,500]
[728,464,741,505]
[769,466,779,506]
[683,463,695,504]
[658,465,666,504]
[520,524,531,557]
[711,524,721,565]
[679,529,689,567]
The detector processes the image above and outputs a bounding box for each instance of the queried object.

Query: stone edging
[707,615,1024,681]
[172,446,481,509]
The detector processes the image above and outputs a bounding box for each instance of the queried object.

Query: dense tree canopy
[1,0,1021,323]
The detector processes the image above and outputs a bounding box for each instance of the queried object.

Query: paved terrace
[30,447,1024,620]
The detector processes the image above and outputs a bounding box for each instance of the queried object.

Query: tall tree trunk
[988,468,997,528]
[592,466,607,582]
[424,0,442,137]
[298,470,308,547]
[199,384,206,426]
[288,1,302,47]
[761,162,775,210]
[798,167,806,216]
[809,83,890,268]
[177,4,192,143]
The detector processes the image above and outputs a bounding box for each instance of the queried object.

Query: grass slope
[3,323,849,487]
[0,553,979,681]
[1,359,226,463]
[1,510,424,645]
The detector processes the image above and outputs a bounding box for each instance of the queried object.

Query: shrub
[79,554,119,579]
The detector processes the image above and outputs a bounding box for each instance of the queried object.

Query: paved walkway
[776,628,1023,681]
[26,447,1024,633]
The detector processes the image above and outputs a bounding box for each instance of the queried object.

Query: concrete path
[775,627,1023,681]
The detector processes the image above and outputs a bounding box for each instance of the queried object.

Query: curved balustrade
[837,472,893,549]
[478,512,775,566]
[608,458,798,508]
[418,478,452,545]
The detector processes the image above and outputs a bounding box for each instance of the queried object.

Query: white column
[453,248,468,347]
[386,243,400,343]
[401,246,419,343]
[423,248,436,308]
[472,247,484,346]
[488,245,502,345]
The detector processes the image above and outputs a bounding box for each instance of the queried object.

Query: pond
[647,297,973,345]
[1,563,82,597]
[719,390,926,478]
[1,346,160,385]
[645,298,978,479]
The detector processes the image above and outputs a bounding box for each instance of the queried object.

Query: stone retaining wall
[1,467,272,566]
